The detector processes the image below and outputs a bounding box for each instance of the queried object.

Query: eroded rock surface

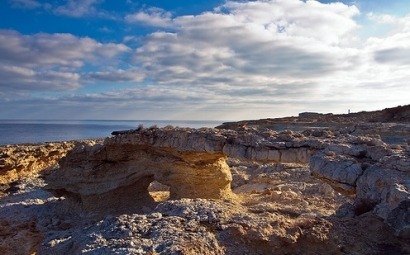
[44,126,343,216]
[0,142,75,196]
[45,126,410,232]
[1,124,410,254]
[42,128,292,215]
[310,134,410,237]
[4,163,407,255]
[45,129,234,216]
[217,104,410,145]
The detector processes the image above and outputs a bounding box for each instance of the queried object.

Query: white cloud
[0,29,130,91]
[0,65,81,91]
[125,7,173,27]
[220,0,360,45]
[365,14,410,66]
[367,13,399,24]
[123,0,408,118]
[54,0,104,18]
[367,13,410,33]
[133,0,360,90]
[10,0,115,19]
[3,0,410,120]
[85,69,145,82]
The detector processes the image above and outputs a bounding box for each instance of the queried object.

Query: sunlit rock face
[45,126,326,216]
[45,128,234,216]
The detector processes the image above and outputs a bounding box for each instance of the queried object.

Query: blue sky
[1,0,410,120]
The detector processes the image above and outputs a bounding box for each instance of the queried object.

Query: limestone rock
[0,142,75,189]
[308,132,410,238]
[44,127,331,216]
[0,220,43,255]
[45,129,234,216]
[2,124,410,254]
[310,154,363,195]
[39,126,410,237]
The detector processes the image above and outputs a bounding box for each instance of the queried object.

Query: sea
[0,119,224,145]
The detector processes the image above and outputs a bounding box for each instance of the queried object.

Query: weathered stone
[356,166,410,219]
[366,145,391,161]
[309,133,410,238]
[386,200,410,239]
[0,142,75,186]
[37,125,409,239]
[46,130,234,216]
[268,149,281,161]
[310,154,363,195]
[384,155,410,172]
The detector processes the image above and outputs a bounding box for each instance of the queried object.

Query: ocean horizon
[0,119,225,145]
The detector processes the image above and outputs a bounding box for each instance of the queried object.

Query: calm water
[0,120,224,145]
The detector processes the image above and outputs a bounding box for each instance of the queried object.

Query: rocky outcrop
[0,142,75,195]
[310,135,410,237]
[43,126,409,236]
[45,130,233,216]
[217,104,410,131]
[38,199,340,255]
[217,105,410,145]
[45,127,327,216]
[2,123,410,254]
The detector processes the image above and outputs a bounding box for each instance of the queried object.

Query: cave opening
[148,180,170,202]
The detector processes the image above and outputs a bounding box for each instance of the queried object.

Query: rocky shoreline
[1,107,409,254]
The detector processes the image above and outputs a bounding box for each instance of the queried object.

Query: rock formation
[217,104,410,145]
[310,135,410,238]
[218,104,410,129]
[0,142,75,196]
[45,126,410,237]
[45,128,234,216]
[1,119,410,254]
[46,126,347,210]
[45,127,325,216]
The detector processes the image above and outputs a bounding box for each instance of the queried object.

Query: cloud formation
[54,0,103,18]
[0,29,130,91]
[125,7,173,27]
[2,0,410,120]
[85,69,145,82]
[133,0,360,97]
[125,0,409,117]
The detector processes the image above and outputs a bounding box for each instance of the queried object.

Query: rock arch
[45,134,233,216]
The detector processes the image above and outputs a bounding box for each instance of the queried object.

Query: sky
[0,0,410,121]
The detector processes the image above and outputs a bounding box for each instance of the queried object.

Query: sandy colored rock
[44,126,336,216]
[0,142,75,194]
[0,137,409,254]
[43,126,410,236]
[45,131,234,216]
